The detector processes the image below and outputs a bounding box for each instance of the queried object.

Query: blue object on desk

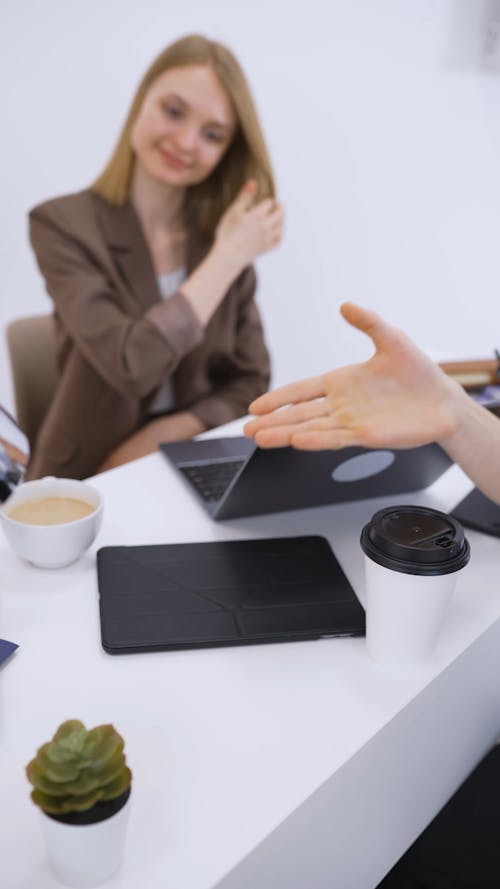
[0,638,19,667]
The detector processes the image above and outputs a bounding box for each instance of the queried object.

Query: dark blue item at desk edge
[0,638,19,667]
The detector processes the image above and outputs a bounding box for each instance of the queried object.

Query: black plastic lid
[360,505,470,576]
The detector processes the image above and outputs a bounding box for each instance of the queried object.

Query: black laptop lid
[160,437,452,520]
[97,536,365,654]
[214,442,452,519]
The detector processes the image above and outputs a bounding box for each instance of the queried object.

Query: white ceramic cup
[0,476,103,568]
[360,505,470,668]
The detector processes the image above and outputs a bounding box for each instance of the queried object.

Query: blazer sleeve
[29,203,204,398]
[188,266,271,429]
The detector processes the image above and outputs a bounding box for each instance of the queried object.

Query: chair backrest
[6,314,58,445]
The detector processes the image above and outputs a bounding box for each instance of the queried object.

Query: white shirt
[147,267,186,416]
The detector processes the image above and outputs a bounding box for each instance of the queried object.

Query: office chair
[6,314,58,445]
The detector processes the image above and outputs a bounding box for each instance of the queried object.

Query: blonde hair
[91,34,276,238]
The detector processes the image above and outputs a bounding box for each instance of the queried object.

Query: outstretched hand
[244,303,462,451]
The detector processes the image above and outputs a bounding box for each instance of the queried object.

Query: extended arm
[244,303,500,504]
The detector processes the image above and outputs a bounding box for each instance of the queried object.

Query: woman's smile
[157,145,190,170]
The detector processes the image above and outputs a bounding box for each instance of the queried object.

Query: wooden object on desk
[438,359,499,390]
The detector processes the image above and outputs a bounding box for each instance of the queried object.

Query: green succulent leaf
[51,721,87,759]
[26,760,76,797]
[84,728,124,771]
[34,747,81,783]
[100,766,132,801]
[26,720,131,815]
[88,751,126,783]
[32,786,105,814]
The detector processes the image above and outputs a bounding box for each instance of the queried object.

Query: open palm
[245,303,460,451]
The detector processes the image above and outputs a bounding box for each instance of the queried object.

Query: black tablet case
[452,487,500,538]
[97,536,365,654]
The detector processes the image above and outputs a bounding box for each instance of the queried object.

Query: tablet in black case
[97,536,365,654]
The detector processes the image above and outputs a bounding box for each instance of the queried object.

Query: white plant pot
[40,795,131,887]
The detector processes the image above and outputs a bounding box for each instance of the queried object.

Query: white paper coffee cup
[360,506,470,668]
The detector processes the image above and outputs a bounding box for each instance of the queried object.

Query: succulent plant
[26,719,132,815]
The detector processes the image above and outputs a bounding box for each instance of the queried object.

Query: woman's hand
[215,181,284,273]
[244,302,466,451]
[181,180,283,326]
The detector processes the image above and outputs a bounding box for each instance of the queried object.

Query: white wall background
[2,0,500,416]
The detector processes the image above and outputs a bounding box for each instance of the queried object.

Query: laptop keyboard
[180,460,246,503]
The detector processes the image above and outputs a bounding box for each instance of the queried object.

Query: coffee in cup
[7,497,95,525]
[360,505,470,668]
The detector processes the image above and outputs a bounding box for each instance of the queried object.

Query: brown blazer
[26,190,271,480]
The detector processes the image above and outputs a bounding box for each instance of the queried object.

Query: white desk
[2,425,500,889]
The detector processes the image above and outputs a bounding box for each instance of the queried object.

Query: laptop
[159,436,452,521]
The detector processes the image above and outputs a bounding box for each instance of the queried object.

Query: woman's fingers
[245,399,329,436]
[232,180,257,213]
[268,216,284,234]
[249,374,327,416]
[265,215,284,248]
[290,428,361,450]
[251,417,330,448]
[267,207,285,232]
[253,198,283,218]
[253,202,284,248]
[253,418,360,450]
[252,426,300,448]
[253,197,276,217]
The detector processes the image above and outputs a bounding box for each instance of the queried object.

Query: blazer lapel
[93,196,161,313]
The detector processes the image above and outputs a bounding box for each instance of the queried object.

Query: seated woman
[245,302,500,504]
[27,34,283,480]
